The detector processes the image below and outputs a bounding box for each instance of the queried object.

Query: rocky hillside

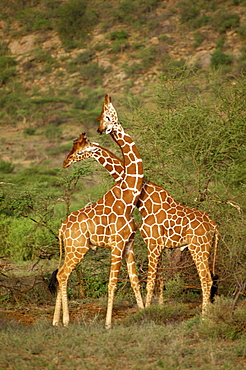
[1,0,246,168]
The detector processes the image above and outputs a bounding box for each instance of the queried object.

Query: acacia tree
[0,163,91,261]
[122,70,246,302]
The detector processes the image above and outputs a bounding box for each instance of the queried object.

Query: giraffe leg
[53,244,89,326]
[123,240,144,309]
[57,271,70,326]
[155,253,164,305]
[105,246,124,329]
[145,244,162,307]
[189,244,212,314]
[53,287,62,326]
[53,267,70,326]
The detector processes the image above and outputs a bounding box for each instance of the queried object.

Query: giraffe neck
[92,147,124,182]
[110,128,143,207]
[84,144,152,216]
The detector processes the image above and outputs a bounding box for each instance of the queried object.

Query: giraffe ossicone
[50,96,144,329]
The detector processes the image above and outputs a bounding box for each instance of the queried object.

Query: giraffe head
[63,133,99,168]
[97,94,119,135]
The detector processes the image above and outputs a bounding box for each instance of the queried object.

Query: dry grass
[0,298,245,370]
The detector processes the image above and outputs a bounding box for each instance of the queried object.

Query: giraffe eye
[106,115,111,122]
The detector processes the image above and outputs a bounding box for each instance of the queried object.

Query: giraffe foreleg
[106,245,124,329]
[123,240,144,309]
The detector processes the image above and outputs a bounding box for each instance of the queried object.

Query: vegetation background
[0,0,246,368]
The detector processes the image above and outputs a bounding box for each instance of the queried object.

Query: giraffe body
[64,133,219,313]
[52,95,144,328]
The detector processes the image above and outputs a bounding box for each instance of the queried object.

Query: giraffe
[64,120,219,315]
[50,95,144,329]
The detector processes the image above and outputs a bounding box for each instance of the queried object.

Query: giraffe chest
[84,212,136,248]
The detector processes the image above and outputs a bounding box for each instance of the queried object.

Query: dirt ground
[0,301,139,327]
[0,259,200,328]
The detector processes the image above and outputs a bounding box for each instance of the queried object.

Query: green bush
[124,303,193,326]
[111,39,129,54]
[122,71,246,300]
[44,123,62,140]
[0,159,15,174]
[0,66,16,85]
[122,62,144,77]
[115,0,160,23]
[237,25,246,40]
[237,53,246,74]
[56,0,98,49]
[179,0,211,29]
[210,49,233,69]
[110,30,129,40]
[0,161,92,261]
[199,296,246,340]
[164,274,185,300]
[0,217,57,261]
[75,50,95,64]
[15,7,53,33]
[0,56,17,85]
[81,250,110,297]
[115,0,137,22]
[0,41,9,56]
[139,46,158,69]
[32,48,57,65]
[193,32,204,48]
[23,127,36,136]
[213,12,240,33]
[80,63,106,85]
[179,1,200,24]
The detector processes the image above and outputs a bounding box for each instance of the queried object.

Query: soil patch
[0,301,138,327]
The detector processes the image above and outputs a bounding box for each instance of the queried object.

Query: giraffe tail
[48,269,58,294]
[48,228,63,294]
[210,229,219,302]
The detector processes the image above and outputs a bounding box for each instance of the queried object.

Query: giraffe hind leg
[53,284,62,326]
[55,264,79,326]
[49,269,62,326]
[123,241,144,309]
[145,248,161,307]
[53,243,90,326]
[188,243,212,314]
[155,253,164,305]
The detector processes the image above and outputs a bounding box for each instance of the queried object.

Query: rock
[150,37,159,45]
[188,50,213,69]
[9,35,37,56]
